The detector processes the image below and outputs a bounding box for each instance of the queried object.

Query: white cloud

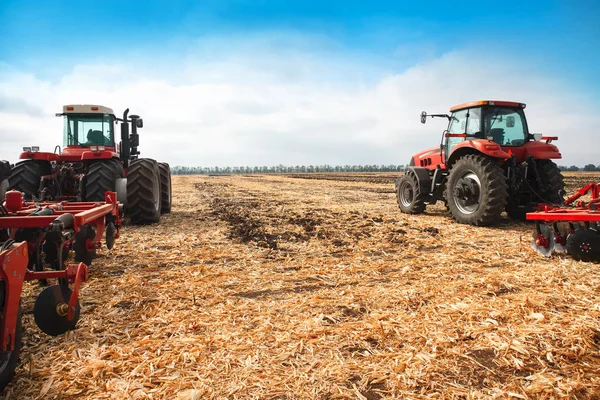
[0,41,597,168]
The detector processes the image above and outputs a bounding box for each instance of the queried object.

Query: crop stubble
[5,172,600,399]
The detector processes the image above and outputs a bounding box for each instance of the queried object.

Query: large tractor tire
[84,159,125,202]
[0,161,11,202]
[158,162,172,214]
[8,160,42,200]
[127,158,161,225]
[445,154,508,226]
[396,170,427,214]
[536,160,565,204]
[0,308,22,392]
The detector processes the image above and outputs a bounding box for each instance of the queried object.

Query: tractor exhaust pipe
[120,109,131,168]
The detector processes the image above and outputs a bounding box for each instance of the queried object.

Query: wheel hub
[453,174,481,213]
[398,180,415,208]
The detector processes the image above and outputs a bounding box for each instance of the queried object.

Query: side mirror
[420,111,427,124]
[506,116,515,128]
[136,118,143,128]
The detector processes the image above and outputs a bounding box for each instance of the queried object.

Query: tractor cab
[445,101,529,150]
[57,105,119,162]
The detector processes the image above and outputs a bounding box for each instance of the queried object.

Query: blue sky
[0,1,599,166]
[1,0,598,83]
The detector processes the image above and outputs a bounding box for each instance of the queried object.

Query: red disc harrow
[0,190,121,390]
[527,182,600,262]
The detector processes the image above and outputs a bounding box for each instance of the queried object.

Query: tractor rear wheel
[127,158,161,225]
[8,161,41,200]
[158,162,172,214]
[84,159,125,202]
[536,160,565,204]
[396,171,427,214]
[445,154,508,226]
[0,307,22,392]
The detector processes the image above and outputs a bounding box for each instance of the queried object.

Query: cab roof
[62,105,114,114]
[450,100,526,112]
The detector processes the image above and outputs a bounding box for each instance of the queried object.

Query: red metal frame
[0,242,89,351]
[0,191,120,352]
[527,182,600,223]
[527,183,600,250]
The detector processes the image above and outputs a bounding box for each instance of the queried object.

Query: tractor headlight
[97,146,105,151]
[23,146,32,152]
[31,146,39,152]
[90,146,98,151]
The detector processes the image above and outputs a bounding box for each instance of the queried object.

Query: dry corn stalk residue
[8,172,600,399]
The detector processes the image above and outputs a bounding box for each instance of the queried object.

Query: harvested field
[7,172,600,399]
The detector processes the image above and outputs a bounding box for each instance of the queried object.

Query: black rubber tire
[567,228,600,263]
[8,161,41,200]
[158,162,172,214]
[536,160,565,205]
[127,158,161,225]
[84,159,125,202]
[0,308,22,392]
[445,154,508,226]
[396,171,427,214]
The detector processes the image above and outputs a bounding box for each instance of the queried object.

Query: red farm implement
[0,190,121,390]
[527,182,600,262]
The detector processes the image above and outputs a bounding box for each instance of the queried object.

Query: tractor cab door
[444,107,482,163]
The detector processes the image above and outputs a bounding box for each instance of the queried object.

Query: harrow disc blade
[33,284,81,336]
[73,225,96,266]
[566,228,600,263]
[553,222,569,254]
[105,222,116,250]
[531,224,554,257]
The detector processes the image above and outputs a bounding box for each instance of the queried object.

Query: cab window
[483,107,528,146]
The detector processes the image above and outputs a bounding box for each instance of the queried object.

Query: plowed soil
[7,172,600,399]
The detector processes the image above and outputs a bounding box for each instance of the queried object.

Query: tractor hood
[410,146,444,169]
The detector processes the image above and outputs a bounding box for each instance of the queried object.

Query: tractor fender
[520,141,561,160]
[19,151,60,163]
[401,166,432,196]
[115,178,127,208]
[447,140,510,167]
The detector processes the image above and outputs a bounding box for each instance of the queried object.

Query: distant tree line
[171,164,408,175]
[558,164,600,172]
[170,164,600,175]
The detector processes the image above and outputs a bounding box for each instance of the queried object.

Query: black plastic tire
[84,159,125,202]
[158,162,172,214]
[127,158,161,225]
[536,160,565,204]
[396,171,427,214]
[8,161,41,200]
[0,308,22,392]
[445,154,508,226]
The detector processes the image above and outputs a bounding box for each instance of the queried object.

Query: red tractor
[396,100,565,226]
[8,105,172,224]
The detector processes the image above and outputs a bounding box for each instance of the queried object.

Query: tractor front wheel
[396,171,427,214]
[158,162,172,214]
[445,154,508,226]
[127,158,161,225]
[8,161,42,200]
[84,159,125,202]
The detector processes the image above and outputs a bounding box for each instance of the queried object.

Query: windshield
[483,107,528,146]
[63,114,114,147]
